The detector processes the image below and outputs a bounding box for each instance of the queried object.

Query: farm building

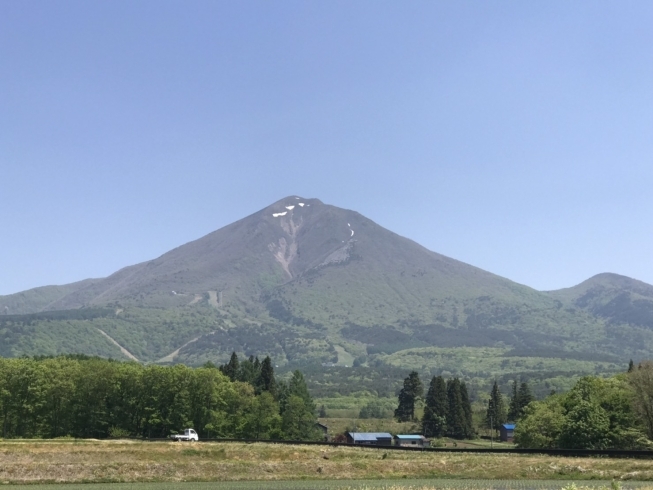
[394,435,428,448]
[500,423,515,442]
[346,432,393,446]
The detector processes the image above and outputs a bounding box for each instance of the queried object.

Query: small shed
[500,423,515,442]
[394,434,428,448]
[346,432,393,446]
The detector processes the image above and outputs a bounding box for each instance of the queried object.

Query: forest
[0,354,320,440]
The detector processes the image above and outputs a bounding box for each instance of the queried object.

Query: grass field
[2,440,653,485]
[2,481,653,490]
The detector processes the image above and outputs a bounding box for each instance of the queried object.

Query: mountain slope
[35,196,545,316]
[0,279,100,315]
[1,197,652,375]
[547,273,653,329]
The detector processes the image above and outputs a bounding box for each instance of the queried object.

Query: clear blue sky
[1,1,652,296]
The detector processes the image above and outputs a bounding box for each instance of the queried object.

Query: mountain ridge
[1,197,652,382]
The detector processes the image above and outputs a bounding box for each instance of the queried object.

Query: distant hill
[547,272,653,330]
[1,196,652,395]
[0,279,100,315]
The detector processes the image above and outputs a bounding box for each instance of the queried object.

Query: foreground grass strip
[1,482,653,490]
[3,441,653,484]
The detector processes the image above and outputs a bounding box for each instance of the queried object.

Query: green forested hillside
[0,279,100,315]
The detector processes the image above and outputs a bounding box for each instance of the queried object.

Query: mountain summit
[25,195,533,316]
[2,197,653,372]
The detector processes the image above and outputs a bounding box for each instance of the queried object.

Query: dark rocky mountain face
[1,197,653,377]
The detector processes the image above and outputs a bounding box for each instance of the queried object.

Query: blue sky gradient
[1,1,652,295]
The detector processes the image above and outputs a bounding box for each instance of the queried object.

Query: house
[346,432,393,446]
[394,434,428,448]
[500,423,515,442]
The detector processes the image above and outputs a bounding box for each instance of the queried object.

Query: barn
[394,434,428,447]
[346,432,393,446]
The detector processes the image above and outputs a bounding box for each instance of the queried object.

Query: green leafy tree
[246,391,281,439]
[0,355,318,441]
[359,400,386,419]
[513,396,565,448]
[281,395,319,440]
[288,370,315,412]
[628,360,653,438]
[394,371,423,422]
[559,399,611,449]
[515,375,649,449]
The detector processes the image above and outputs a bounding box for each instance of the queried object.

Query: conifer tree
[628,359,635,373]
[394,371,423,422]
[446,378,467,439]
[485,381,507,433]
[238,355,257,384]
[508,379,533,421]
[257,356,277,398]
[460,381,474,438]
[422,376,447,437]
[288,370,315,413]
[221,352,240,382]
[507,379,519,421]
[517,381,533,413]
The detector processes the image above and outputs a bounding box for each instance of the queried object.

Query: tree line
[0,354,320,440]
[395,363,653,450]
[485,379,533,432]
[394,371,475,439]
[395,371,541,440]
[513,361,653,449]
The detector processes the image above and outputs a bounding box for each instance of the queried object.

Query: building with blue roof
[500,423,515,442]
[346,432,393,446]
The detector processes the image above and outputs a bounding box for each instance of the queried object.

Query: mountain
[1,196,652,394]
[0,279,100,315]
[547,273,653,326]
